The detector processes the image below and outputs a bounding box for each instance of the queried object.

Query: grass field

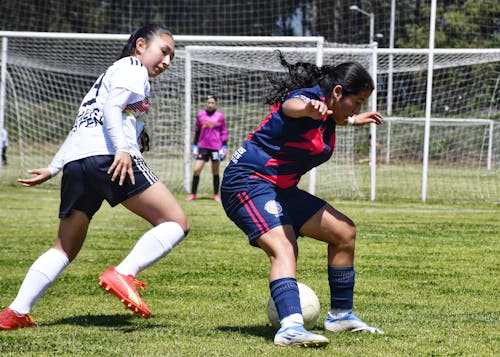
[0,184,498,356]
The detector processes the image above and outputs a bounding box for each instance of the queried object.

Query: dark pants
[2,146,6,165]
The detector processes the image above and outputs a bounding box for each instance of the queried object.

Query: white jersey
[1,128,7,147]
[48,56,150,176]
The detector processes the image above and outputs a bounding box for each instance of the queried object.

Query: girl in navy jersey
[221,51,383,347]
[0,24,189,330]
[188,95,228,202]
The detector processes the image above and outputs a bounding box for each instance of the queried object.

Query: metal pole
[422,0,437,202]
[308,36,325,195]
[369,13,374,44]
[386,0,395,164]
[0,37,8,173]
[369,41,378,201]
[184,48,192,193]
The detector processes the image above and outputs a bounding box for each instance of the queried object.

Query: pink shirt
[195,110,228,150]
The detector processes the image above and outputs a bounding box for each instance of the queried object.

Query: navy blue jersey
[222,85,336,191]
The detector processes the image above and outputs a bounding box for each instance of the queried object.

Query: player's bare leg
[99,182,188,318]
[301,204,383,334]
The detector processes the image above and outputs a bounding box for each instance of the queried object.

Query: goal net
[1,32,499,203]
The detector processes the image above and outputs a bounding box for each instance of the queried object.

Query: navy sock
[191,175,200,195]
[270,277,301,320]
[213,175,220,195]
[328,265,355,313]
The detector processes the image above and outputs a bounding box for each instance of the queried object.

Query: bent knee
[337,223,356,248]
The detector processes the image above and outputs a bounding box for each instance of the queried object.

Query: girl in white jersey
[0,24,189,330]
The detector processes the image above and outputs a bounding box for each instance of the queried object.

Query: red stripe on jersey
[265,158,295,166]
[250,172,298,189]
[125,99,149,113]
[246,103,281,141]
[284,127,326,155]
[237,192,269,235]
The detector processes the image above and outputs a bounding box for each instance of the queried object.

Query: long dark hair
[265,50,374,104]
[119,24,173,59]
[119,24,173,152]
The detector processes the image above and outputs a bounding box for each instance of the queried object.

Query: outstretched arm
[352,111,383,126]
[17,168,52,187]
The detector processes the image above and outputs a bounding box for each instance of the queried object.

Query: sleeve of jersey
[103,87,133,153]
[195,112,202,134]
[103,63,148,153]
[111,61,148,96]
[220,114,228,142]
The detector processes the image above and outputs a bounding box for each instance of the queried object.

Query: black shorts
[59,155,158,220]
[195,148,223,162]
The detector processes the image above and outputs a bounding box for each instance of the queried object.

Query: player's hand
[354,111,383,125]
[108,150,134,186]
[305,99,333,120]
[218,145,227,160]
[17,168,52,187]
[192,144,198,159]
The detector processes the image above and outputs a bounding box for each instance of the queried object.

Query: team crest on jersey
[264,200,283,217]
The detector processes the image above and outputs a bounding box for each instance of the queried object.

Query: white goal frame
[0,31,499,203]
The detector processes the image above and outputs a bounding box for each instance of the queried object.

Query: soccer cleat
[98,267,151,318]
[213,194,221,202]
[324,312,384,334]
[274,325,329,347]
[186,194,196,201]
[0,307,37,330]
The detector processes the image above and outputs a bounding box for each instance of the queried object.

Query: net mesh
[1,35,499,203]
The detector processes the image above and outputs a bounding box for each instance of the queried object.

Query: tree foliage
[0,0,498,48]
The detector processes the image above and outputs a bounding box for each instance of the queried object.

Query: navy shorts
[221,181,327,246]
[59,155,158,220]
[195,148,223,162]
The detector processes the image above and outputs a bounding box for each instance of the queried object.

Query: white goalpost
[0,31,499,203]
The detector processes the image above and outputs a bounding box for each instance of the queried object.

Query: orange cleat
[98,267,151,318]
[0,307,36,330]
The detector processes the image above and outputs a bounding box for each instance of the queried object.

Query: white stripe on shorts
[133,156,158,185]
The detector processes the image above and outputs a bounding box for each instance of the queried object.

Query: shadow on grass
[217,325,332,350]
[45,313,168,330]
[217,324,275,342]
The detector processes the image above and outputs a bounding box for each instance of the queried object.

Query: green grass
[0,185,498,356]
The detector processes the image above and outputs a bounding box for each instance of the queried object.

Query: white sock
[115,221,185,276]
[330,310,351,318]
[280,313,304,329]
[10,248,69,315]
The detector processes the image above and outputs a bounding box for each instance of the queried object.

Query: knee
[344,224,357,247]
[334,223,356,250]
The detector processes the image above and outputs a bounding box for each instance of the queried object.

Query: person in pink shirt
[188,95,228,202]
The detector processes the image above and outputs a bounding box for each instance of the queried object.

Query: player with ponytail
[221,50,383,347]
[0,24,189,330]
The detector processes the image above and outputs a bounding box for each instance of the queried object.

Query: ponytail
[265,50,373,104]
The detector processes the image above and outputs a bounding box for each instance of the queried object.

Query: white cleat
[324,312,384,334]
[274,325,329,347]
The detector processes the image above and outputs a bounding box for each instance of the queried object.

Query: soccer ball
[266,282,321,330]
